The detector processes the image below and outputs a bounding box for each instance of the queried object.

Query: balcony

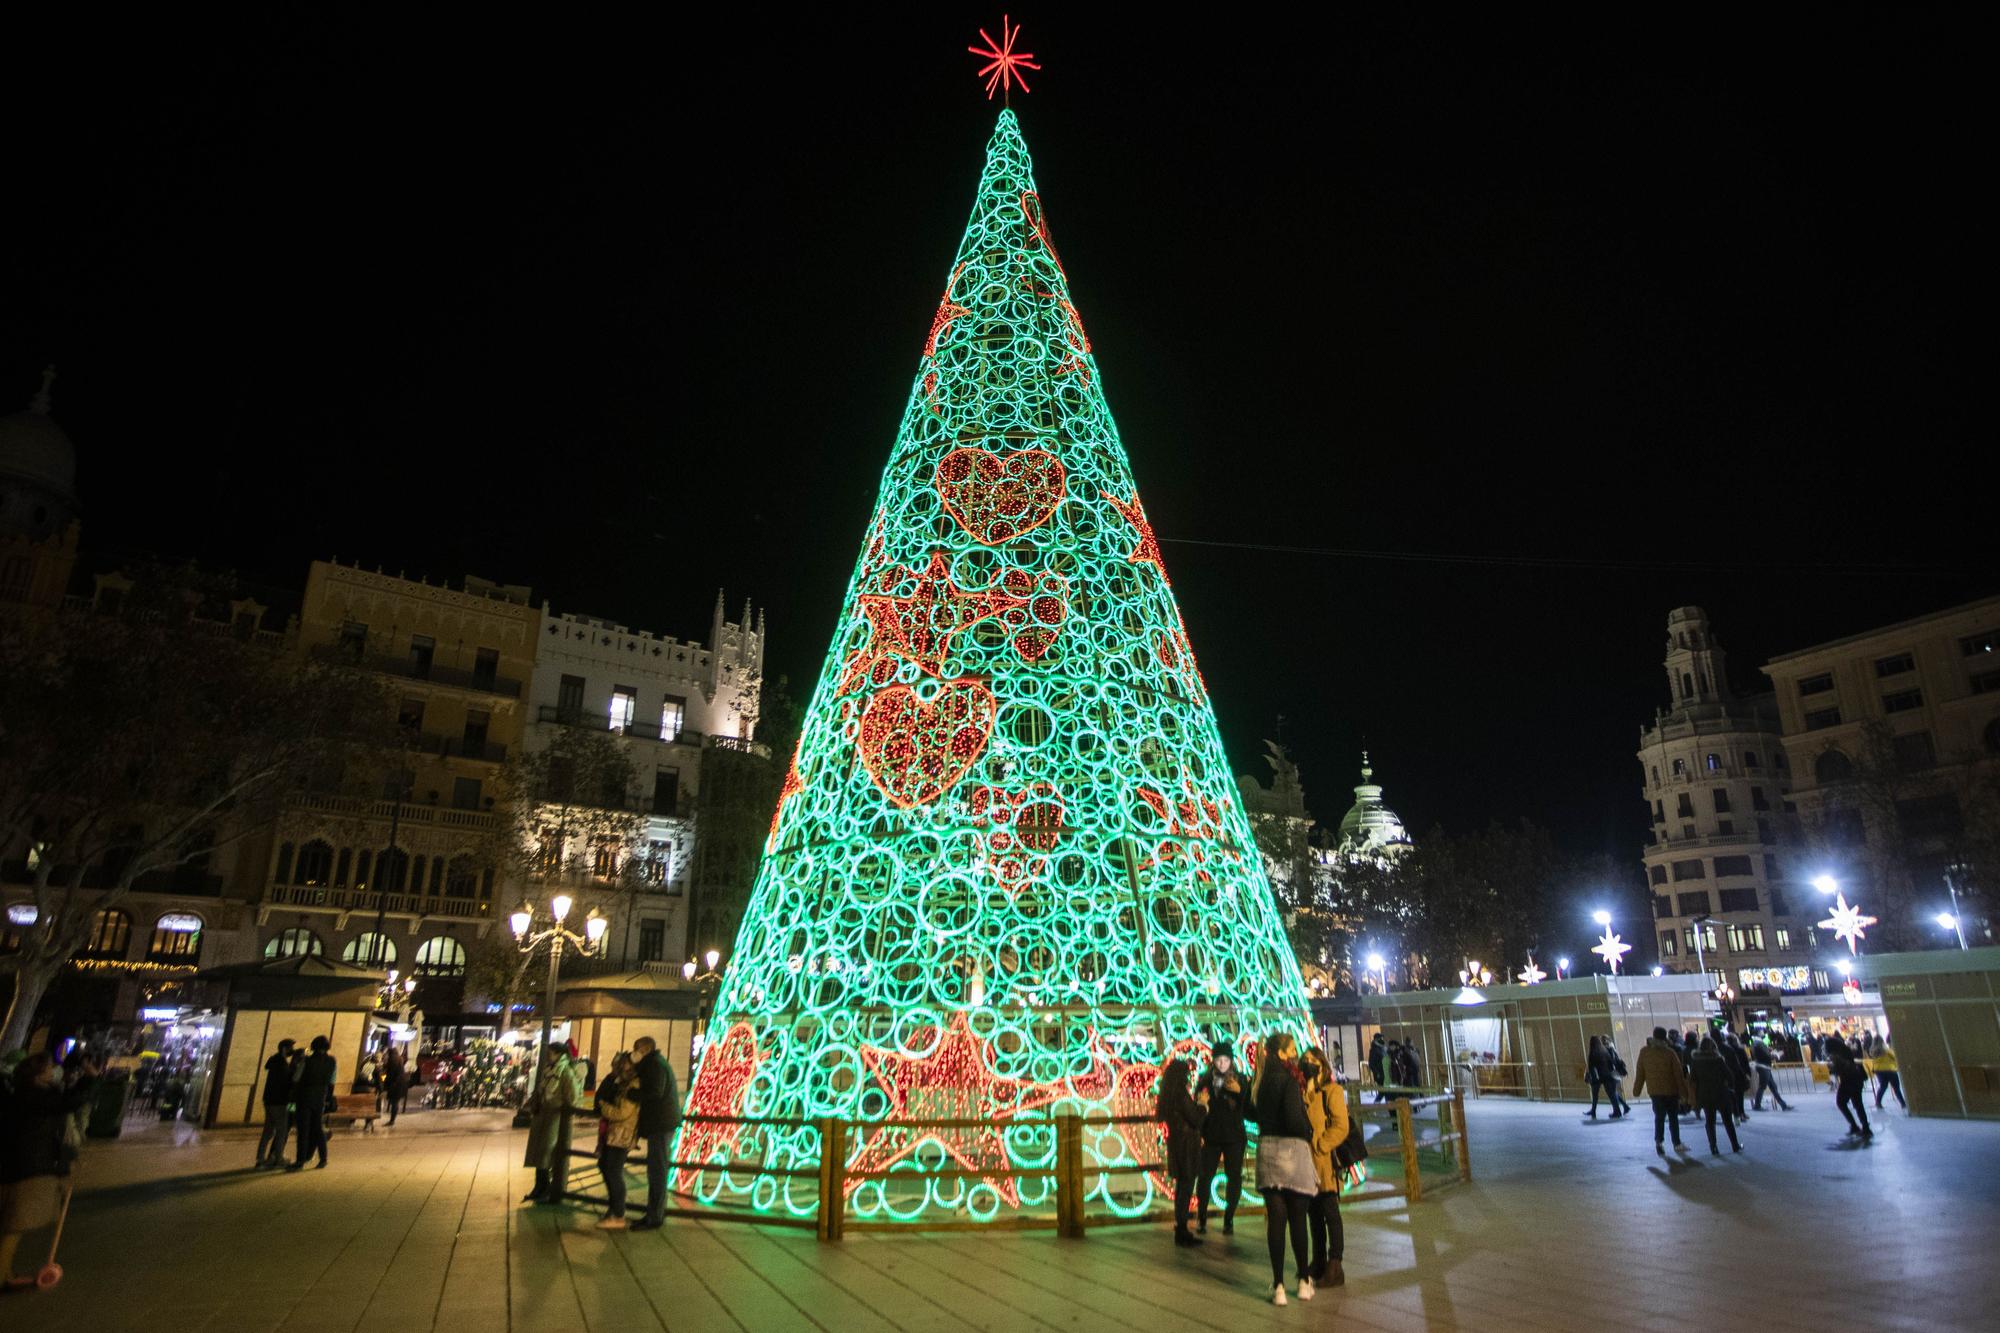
[264,880,493,919]
[291,792,498,831]
[310,644,522,699]
[536,705,703,747]
[418,732,509,763]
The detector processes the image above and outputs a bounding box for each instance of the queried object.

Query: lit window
[610,688,637,733]
[342,933,397,967]
[1705,753,1721,772]
[264,928,324,959]
[662,694,686,742]
[149,914,203,961]
[1775,927,1792,951]
[414,936,466,977]
[1659,931,1677,957]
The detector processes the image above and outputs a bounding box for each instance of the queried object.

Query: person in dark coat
[1826,1036,1872,1139]
[1690,1037,1741,1154]
[287,1035,338,1171]
[1584,1035,1624,1119]
[1749,1035,1792,1110]
[1193,1038,1249,1235]
[1250,1032,1319,1305]
[1366,1033,1387,1099]
[381,1047,409,1126]
[628,1035,682,1230]
[1155,1057,1208,1247]
[1720,1034,1753,1122]
[256,1039,298,1168]
[0,1052,100,1289]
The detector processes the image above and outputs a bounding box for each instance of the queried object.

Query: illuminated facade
[1638,607,1812,991]
[526,593,766,969]
[672,111,1311,1224]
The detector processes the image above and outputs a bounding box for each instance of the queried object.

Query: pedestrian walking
[593,1052,640,1230]
[0,1052,100,1291]
[1299,1045,1348,1290]
[1366,1033,1386,1099]
[381,1047,409,1127]
[1193,1039,1248,1235]
[1249,1032,1317,1306]
[1721,1033,1752,1124]
[522,1042,585,1204]
[287,1036,338,1171]
[1871,1037,1905,1111]
[255,1040,297,1168]
[1690,1037,1742,1155]
[1584,1035,1625,1119]
[627,1035,681,1231]
[1155,1057,1208,1247]
[1395,1039,1423,1091]
[1825,1036,1872,1139]
[1749,1035,1792,1111]
[1629,1027,1695,1155]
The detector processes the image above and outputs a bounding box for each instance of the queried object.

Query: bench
[330,1093,380,1132]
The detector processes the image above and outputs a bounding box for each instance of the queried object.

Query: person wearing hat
[1194,1036,1251,1234]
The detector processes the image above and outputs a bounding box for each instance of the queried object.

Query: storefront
[195,954,380,1127]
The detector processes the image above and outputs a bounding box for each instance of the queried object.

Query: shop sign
[1738,966,1811,992]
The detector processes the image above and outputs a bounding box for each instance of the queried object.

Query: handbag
[1334,1121,1369,1171]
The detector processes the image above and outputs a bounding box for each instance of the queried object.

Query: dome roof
[1337,753,1410,857]
[0,368,76,501]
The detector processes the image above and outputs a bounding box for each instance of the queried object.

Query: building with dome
[0,367,80,609]
[1335,752,1414,864]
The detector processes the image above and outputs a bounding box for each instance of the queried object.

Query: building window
[1718,887,1760,912]
[472,647,500,689]
[1896,793,1962,842]
[1727,923,1765,952]
[1873,652,1914,678]
[1713,855,1754,877]
[338,620,368,658]
[398,696,425,733]
[1744,752,1760,769]
[1671,758,1687,777]
[452,777,483,811]
[414,936,467,977]
[610,686,637,733]
[1958,630,1997,658]
[1660,931,1678,957]
[1653,800,1665,824]
[1675,890,1711,916]
[83,909,132,959]
[444,856,479,897]
[1972,669,2000,695]
[558,674,586,721]
[1757,818,1772,843]
[1804,707,1842,731]
[1685,923,1719,953]
[642,840,671,885]
[1676,793,1695,819]
[1798,673,1834,697]
[343,933,397,967]
[1776,750,1791,773]
[593,844,621,878]
[1681,672,1695,700]
[1881,688,1924,714]
[653,769,681,816]
[1717,819,1734,835]
[264,927,324,959]
[462,709,491,757]
[1892,731,1936,771]
[1712,788,1731,814]
[408,634,436,678]
[1672,860,1705,882]
[296,839,334,886]
[1775,927,1792,951]
[148,913,203,963]
[1648,865,1668,886]
[638,918,666,963]
[374,847,410,892]
[1814,750,1854,783]
[1653,892,1672,915]
[1705,753,1721,772]
[1650,765,1659,786]
[274,842,294,884]
[1751,787,1769,812]
[662,694,687,742]
[1987,718,2000,754]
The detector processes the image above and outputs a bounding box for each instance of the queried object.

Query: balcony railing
[265,881,493,918]
[310,644,522,699]
[291,792,498,831]
[417,733,509,763]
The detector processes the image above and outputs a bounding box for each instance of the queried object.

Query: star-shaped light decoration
[845,552,1028,688]
[969,14,1040,101]
[1591,928,1632,974]
[1517,957,1547,986]
[1818,892,1878,955]
[671,1022,763,1191]
[1100,490,1167,578]
[1066,1032,1209,1194]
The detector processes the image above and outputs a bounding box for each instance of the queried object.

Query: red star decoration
[1101,490,1167,578]
[848,552,1029,687]
[925,264,970,359]
[766,745,805,852]
[848,1015,1062,1206]
[1136,779,1241,884]
[1064,1033,1211,1193]
[672,1022,763,1191]
[969,15,1040,101]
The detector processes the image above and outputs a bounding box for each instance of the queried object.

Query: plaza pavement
[19,1094,1998,1332]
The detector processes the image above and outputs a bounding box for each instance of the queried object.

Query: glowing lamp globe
[550,893,574,923]
[509,906,533,939]
[682,960,697,981]
[1936,912,1959,930]
[705,948,721,971]
[1366,952,1385,972]
[585,908,608,944]
[1812,875,1838,895]
[1592,909,1612,926]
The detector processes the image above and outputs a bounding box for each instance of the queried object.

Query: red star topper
[969,15,1040,101]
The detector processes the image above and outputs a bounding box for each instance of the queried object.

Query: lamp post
[1940,867,1969,949]
[1365,951,1386,994]
[508,893,608,1127]
[683,947,726,1052]
[1557,956,1570,981]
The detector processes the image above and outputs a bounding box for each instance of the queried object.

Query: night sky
[5,10,1987,864]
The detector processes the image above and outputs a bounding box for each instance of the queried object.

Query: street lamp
[509,896,609,1126]
[1936,912,1968,950]
[683,948,728,1049]
[1556,956,1570,980]
[1592,909,1612,926]
[1364,951,1386,994]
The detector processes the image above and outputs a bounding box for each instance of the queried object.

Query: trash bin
[86,1066,134,1139]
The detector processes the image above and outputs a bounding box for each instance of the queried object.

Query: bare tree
[492,725,650,958]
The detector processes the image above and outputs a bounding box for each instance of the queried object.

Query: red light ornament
[969,15,1040,102]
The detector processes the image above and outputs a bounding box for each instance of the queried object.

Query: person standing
[287,1036,338,1171]
[1250,1032,1318,1306]
[522,1042,585,1204]
[1826,1037,1872,1138]
[1299,1046,1348,1290]
[256,1039,297,1168]
[0,1053,100,1291]
[1584,1036,1624,1119]
[1366,1033,1387,1100]
[1395,1039,1423,1092]
[381,1047,409,1127]
[1749,1035,1792,1111]
[628,1035,682,1231]
[1721,1033,1752,1124]
[1154,1057,1208,1247]
[1871,1037,1905,1111]
[1690,1037,1742,1155]
[593,1052,641,1229]
[1629,1027,1694,1155]
[1193,1039,1248,1235]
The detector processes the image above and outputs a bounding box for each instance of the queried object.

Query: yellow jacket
[1871,1044,1897,1072]
[1302,1079,1352,1195]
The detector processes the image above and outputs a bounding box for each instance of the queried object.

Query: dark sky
[6,10,1988,866]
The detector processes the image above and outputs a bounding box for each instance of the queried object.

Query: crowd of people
[1618,1024,1901,1154]
[1158,1033,1358,1306]
[519,1036,682,1230]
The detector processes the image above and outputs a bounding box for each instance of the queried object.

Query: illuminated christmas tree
[674,106,1311,1223]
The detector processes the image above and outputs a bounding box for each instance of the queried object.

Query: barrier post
[816,1118,847,1242]
[1056,1113,1084,1238]
[1396,1099,1421,1202]
[1452,1088,1471,1181]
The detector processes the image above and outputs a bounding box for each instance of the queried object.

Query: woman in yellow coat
[1299,1046,1349,1288]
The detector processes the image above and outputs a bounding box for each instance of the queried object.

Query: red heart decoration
[935,448,1067,545]
[857,679,997,808]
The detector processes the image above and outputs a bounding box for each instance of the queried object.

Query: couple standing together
[523,1035,681,1230]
